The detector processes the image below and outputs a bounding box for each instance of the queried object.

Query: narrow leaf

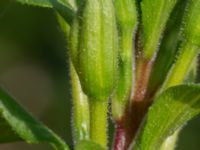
[0,87,69,150]
[16,0,75,25]
[16,0,73,8]
[132,84,200,150]
[141,0,178,59]
[16,0,52,7]
[0,117,21,143]
[49,0,75,25]
[147,0,188,97]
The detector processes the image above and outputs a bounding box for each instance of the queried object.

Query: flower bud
[183,0,200,46]
[112,0,137,120]
[70,0,118,101]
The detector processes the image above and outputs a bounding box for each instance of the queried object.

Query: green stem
[70,62,90,144]
[89,100,108,148]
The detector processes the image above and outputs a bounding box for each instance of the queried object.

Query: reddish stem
[113,58,155,150]
[133,58,153,102]
[113,123,126,150]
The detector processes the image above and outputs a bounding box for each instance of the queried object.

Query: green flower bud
[141,0,178,59]
[183,0,200,46]
[70,0,118,101]
[162,0,200,89]
[114,0,137,29]
[112,0,137,120]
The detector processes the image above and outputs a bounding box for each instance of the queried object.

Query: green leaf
[16,0,73,8]
[147,0,188,97]
[132,84,200,150]
[50,0,75,25]
[0,117,21,143]
[16,0,75,25]
[75,140,105,150]
[16,0,52,7]
[141,0,178,59]
[0,87,69,150]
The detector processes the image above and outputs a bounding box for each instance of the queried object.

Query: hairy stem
[89,100,108,148]
[113,123,126,150]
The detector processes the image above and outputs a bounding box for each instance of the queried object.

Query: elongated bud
[112,0,137,120]
[147,1,188,100]
[114,0,137,29]
[70,0,118,101]
[70,1,119,147]
[183,0,200,46]
[141,0,178,59]
[162,0,200,90]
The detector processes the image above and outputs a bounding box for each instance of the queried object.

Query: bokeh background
[0,1,200,150]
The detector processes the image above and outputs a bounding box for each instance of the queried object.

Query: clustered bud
[70,0,118,101]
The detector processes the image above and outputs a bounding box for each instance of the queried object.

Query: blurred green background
[0,1,200,150]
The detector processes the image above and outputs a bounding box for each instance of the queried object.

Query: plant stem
[113,123,126,150]
[134,58,153,102]
[89,100,108,148]
[70,62,90,144]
